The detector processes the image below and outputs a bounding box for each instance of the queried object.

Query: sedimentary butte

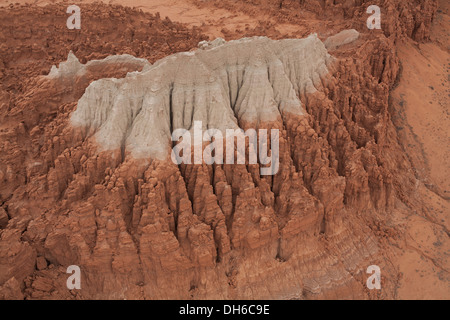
[63,34,368,300]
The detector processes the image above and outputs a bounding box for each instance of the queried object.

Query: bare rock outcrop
[0,32,401,299]
[0,2,444,300]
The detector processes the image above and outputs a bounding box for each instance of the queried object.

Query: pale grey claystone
[69,35,334,160]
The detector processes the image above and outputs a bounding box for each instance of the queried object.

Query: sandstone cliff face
[0,2,443,300]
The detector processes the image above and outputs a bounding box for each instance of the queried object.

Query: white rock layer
[70,35,334,160]
[324,29,360,51]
